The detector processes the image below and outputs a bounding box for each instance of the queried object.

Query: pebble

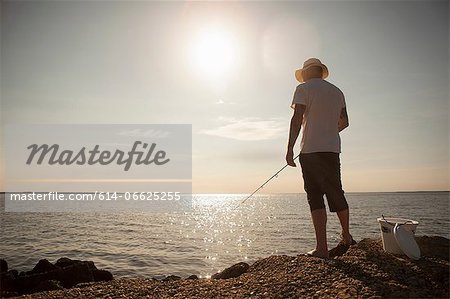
[5,236,448,299]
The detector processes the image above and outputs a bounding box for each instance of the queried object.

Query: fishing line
[235,154,300,209]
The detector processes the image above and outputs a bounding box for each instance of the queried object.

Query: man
[286,58,354,258]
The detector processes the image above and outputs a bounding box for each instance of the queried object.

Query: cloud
[117,129,169,138]
[201,117,286,141]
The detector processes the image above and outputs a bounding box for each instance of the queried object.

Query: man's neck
[305,77,322,82]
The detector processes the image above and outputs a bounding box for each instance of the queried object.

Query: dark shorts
[299,152,348,212]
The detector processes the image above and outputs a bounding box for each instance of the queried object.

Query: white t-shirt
[291,78,346,153]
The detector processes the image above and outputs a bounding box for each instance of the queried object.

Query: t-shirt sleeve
[341,89,346,108]
[291,85,307,109]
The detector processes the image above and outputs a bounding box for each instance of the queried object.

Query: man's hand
[338,107,349,132]
[286,148,296,167]
[286,104,304,167]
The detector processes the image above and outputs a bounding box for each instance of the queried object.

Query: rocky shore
[1,236,448,298]
[0,257,113,297]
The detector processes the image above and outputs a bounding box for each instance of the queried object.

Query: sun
[190,27,237,80]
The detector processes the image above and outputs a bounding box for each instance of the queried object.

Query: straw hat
[295,58,329,83]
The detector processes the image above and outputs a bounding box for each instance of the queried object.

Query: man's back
[292,78,345,153]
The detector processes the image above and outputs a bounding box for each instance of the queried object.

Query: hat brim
[295,64,329,83]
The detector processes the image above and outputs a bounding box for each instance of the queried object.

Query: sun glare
[190,28,237,80]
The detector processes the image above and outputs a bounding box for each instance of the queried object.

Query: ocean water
[0,192,448,278]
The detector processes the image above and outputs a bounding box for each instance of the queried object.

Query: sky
[1,0,449,193]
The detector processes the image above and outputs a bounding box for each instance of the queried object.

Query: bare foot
[341,233,356,246]
[305,249,329,259]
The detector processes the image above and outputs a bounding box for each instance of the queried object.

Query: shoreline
[1,191,449,195]
[1,236,448,298]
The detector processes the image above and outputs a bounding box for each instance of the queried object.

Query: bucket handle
[381,214,414,226]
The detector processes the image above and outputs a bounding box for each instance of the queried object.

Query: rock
[55,257,97,271]
[74,282,96,288]
[30,259,57,274]
[1,267,19,294]
[57,261,95,288]
[186,274,198,280]
[33,279,64,292]
[416,236,450,260]
[0,259,7,273]
[212,262,249,279]
[162,275,181,282]
[152,274,165,280]
[8,270,18,279]
[3,257,113,296]
[93,269,113,282]
[55,257,76,268]
[0,271,15,294]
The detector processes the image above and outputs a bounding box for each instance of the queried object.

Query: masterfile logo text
[4,124,192,212]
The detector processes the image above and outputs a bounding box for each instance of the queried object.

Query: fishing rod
[235,154,300,209]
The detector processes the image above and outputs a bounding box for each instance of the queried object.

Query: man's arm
[338,107,349,132]
[286,104,305,167]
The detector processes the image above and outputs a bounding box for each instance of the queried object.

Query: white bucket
[377,217,419,254]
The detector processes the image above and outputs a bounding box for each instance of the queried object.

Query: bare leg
[336,209,352,245]
[308,208,329,258]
